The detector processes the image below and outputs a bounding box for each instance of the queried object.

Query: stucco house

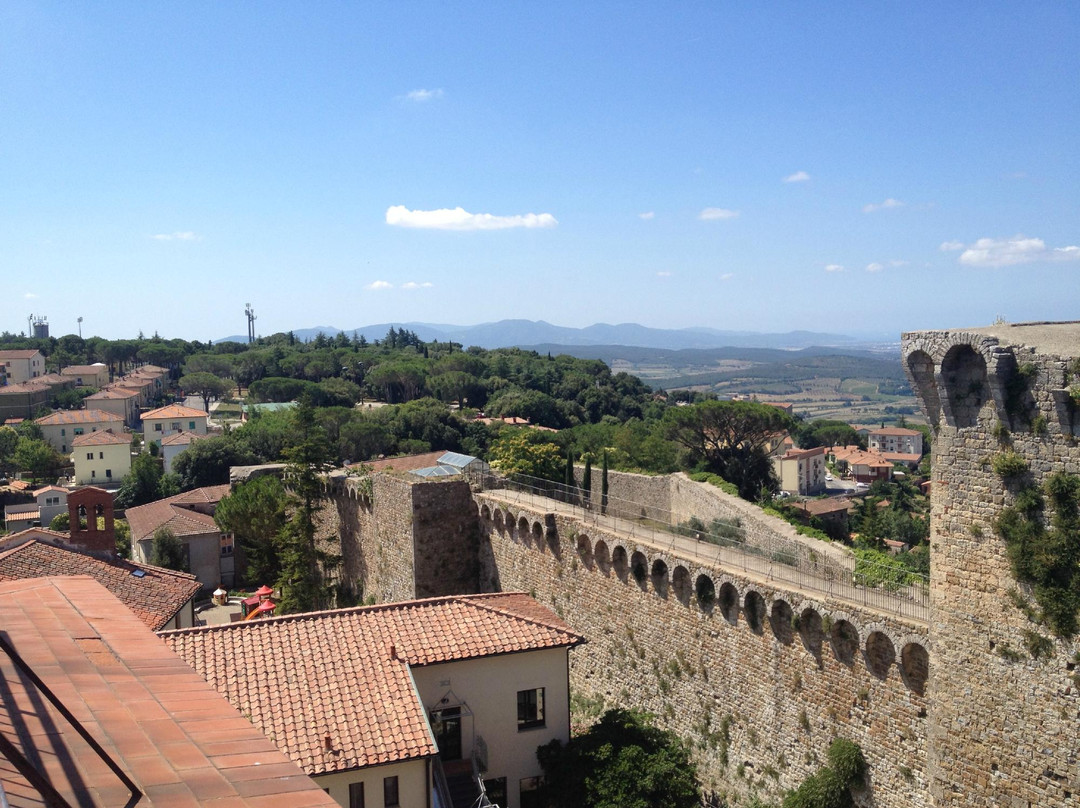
[162,593,583,808]
[142,403,209,447]
[0,348,45,384]
[59,362,110,388]
[126,484,232,588]
[773,445,827,495]
[868,426,924,468]
[0,380,51,421]
[161,430,202,473]
[83,386,141,426]
[35,407,125,453]
[829,445,894,484]
[71,429,132,485]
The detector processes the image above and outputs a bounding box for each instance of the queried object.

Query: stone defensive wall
[474,491,929,806]
[902,323,1080,807]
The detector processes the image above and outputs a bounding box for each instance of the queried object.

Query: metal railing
[469,470,928,623]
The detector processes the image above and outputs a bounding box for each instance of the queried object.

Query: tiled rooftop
[35,409,124,425]
[125,485,230,542]
[161,592,584,776]
[143,404,208,420]
[0,536,201,631]
[0,577,338,807]
[72,429,130,447]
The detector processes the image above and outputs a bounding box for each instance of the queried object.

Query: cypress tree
[601,450,609,515]
[564,448,575,495]
[583,456,593,508]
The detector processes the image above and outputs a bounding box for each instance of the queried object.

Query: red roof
[35,408,123,425]
[0,349,42,359]
[71,429,129,447]
[143,403,208,420]
[0,576,337,807]
[125,484,230,541]
[0,534,200,630]
[161,592,583,776]
[870,427,922,436]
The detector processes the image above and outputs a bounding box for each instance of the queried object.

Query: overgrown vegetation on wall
[995,470,1080,638]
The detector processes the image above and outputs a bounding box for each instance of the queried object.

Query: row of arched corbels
[903,332,1070,433]
[478,500,929,696]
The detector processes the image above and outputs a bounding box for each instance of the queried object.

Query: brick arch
[769,599,794,645]
[531,521,544,550]
[545,526,560,557]
[576,534,593,568]
[900,641,929,695]
[611,545,630,581]
[865,631,896,679]
[594,539,611,575]
[493,509,504,533]
[718,582,739,625]
[941,343,989,428]
[671,565,692,606]
[743,590,766,634]
[480,504,491,522]
[630,551,648,590]
[517,516,530,541]
[830,619,860,666]
[650,558,669,598]
[693,574,715,612]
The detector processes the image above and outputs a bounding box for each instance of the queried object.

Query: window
[86,452,94,460]
[484,778,507,806]
[189,421,196,429]
[348,781,364,808]
[61,428,66,436]
[171,422,181,431]
[520,777,542,808]
[517,688,545,730]
[221,533,234,556]
[154,423,162,432]
[98,451,104,459]
[106,469,112,479]
[383,776,399,807]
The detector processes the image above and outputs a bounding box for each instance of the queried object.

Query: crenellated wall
[902,322,1080,807]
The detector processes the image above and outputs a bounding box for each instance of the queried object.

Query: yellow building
[71,429,132,485]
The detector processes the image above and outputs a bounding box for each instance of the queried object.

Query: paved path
[480,488,928,626]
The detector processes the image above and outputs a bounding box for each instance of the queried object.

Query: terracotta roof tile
[161,593,583,776]
[72,429,130,447]
[0,577,337,807]
[143,404,209,420]
[0,536,200,630]
[125,485,229,541]
[161,431,201,446]
[35,409,124,425]
[86,388,140,400]
[0,350,42,359]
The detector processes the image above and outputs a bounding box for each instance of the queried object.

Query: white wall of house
[868,429,923,456]
[72,442,132,485]
[83,394,140,426]
[144,415,208,447]
[38,415,124,454]
[315,758,430,808]
[412,647,571,808]
[0,351,45,384]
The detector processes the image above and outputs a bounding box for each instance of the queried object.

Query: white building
[772,446,827,495]
[142,403,209,447]
[0,349,45,384]
[71,430,132,485]
[35,408,126,454]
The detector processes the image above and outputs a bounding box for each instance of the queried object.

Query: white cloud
[656,271,672,277]
[151,231,199,241]
[825,264,844,273]
[24,292,37,299]
[405,88,444,102]
[783,171,810,183]
[698,207,740,221]
[366,280,393,290]
[401,281,433,290]
[956,235,1080,268]
[386,205,557,231]
[940,240,965,251]
[719,273,734,281]
[862,198,904,213]
[889,259,909,267]
[865,262,884,273]
[638,211,655,220]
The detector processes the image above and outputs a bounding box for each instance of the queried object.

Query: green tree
[215,475,289,586]
[277,399,338,613]
[582,455,593,507]
[537,708,699,808]
[488,430,563,483]
[172,436,258,490]
[116,452,165,508]
[664,400,792,500]
[601,450,609,515]
[150,527,187,572]
[0,426,19,474]
[13,438,63,482]
[179,371,231,412]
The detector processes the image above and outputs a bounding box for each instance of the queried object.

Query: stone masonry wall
[411,478,480,598]
[903,325,1080,807]
[476,493,930,807]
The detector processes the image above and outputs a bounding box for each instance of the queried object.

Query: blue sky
[2,2,1077,341]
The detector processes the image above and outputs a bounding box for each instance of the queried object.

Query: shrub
[992,451,1029,480]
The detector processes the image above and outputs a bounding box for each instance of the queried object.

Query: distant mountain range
[216,319,859,351]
